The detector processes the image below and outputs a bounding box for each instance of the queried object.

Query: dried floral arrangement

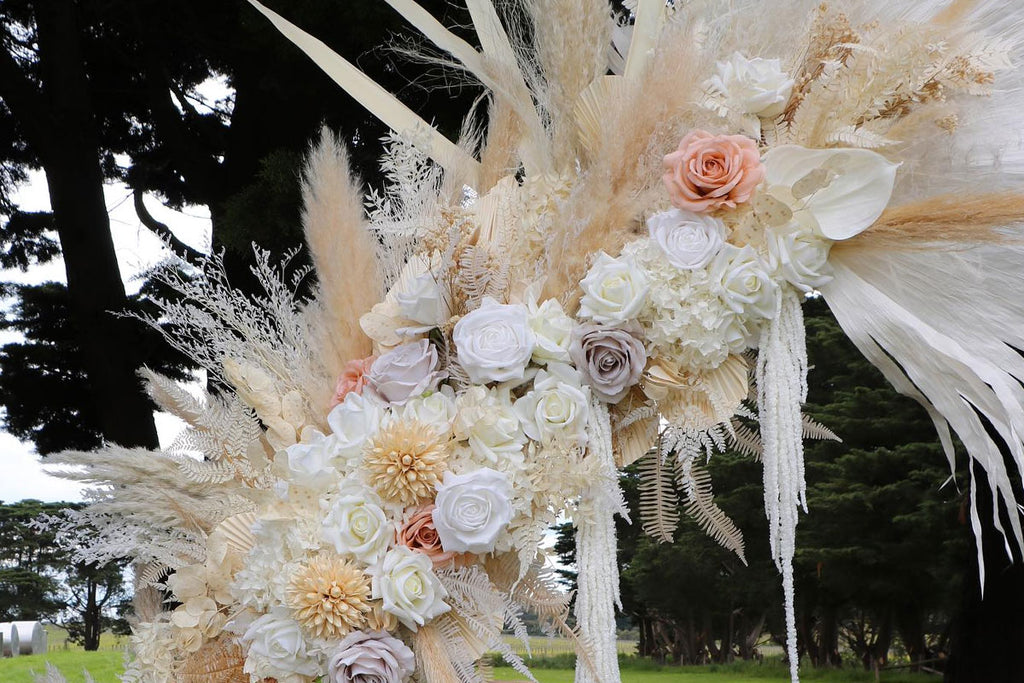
[42,1,1024,683]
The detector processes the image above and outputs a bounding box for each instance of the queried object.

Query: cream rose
[578,252,649,325]
[647,209,727,270]
[713,244,780,321]
[402,385,457,438]
[395,272,448,328]
[284,431,338,490]
[527,296,575,364]
[452,298,536,384]
[453,386,527,465]
[367,340,446,405]
[241,609,320,680]
[431,468,513,555]
[372,547,450,631]
[322,485,391,565]
[513,363,590,446]
[765,225,834,293]
[326,631,416,683]
[327,392,384,468]
[708,52,795,119]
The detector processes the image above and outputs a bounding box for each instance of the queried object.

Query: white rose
[453,386,527,465]
[327,393,384,468]
[395,271,448,327]
[432,468,513,555]
[527,297,574,364]
[241,609,320,680]
[765,224,834,293]
[372,547,450,631]
[707,52,795,119]
[713,244,780,320]
[513,362,590,446]
[578,252,649,324]
[402,385,457,438]
[452,298,536,384]
[322,484,391,565]
[284,431,338,490]
[647,209,727,270]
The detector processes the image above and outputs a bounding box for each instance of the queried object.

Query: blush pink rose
[331,356,376,407]
[398,505,461,568]
[662,130,764,213]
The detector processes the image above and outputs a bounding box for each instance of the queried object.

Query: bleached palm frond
[637,451,679,543]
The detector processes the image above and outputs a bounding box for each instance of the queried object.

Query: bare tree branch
[133,191,205,266]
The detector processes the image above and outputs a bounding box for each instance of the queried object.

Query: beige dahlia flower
[286,555,371,639]
[364,418,448,506]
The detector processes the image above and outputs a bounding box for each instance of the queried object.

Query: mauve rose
[332,356,376,407]
[398,505,459,568]
[569,323,647,403]
[662,130,764,213]
[326,630,415,683]
[367,340,447,405]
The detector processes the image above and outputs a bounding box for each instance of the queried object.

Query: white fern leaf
[637,451,679,543]
[802,414,842,442]
[676,457,747,564]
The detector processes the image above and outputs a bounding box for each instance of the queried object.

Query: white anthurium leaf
[762,145,899,240]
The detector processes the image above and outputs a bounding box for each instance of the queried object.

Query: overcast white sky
[1,172,212,503]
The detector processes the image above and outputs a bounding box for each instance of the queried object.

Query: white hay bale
[12,621,46,655]
[0,622,19,657]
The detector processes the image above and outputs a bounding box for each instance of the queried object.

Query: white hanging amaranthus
[756,289,808,683]
[574,400,627,683]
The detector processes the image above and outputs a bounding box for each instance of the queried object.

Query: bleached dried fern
[802,414,842,442]
[637,451,679,543]
[366,132,445,290]
[675,456,747,564]
[437,566,536,682]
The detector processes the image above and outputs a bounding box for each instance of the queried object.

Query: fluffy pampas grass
[302,127,382,385]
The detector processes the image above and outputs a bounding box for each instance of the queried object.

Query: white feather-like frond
[823,241,1024,579]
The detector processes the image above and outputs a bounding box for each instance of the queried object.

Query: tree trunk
[818,604,841,668]
[30,1,159,449]
[83,576,100,651]
[945,468,1024,683]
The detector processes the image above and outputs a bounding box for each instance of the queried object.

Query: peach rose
[662,131,764,213]
[331,356,376,407]
[398,505,459,568]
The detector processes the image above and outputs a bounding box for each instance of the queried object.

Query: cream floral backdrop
[41,1,1024,683]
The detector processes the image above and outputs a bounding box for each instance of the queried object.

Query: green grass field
[0,650,938,683]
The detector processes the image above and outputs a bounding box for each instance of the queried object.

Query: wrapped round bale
[0,622,19,657]
[12,621,46,655]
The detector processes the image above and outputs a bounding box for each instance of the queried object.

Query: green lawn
[0,650,938,683]
[0,649,124,683]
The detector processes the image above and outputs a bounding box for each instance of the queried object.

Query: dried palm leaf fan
[41,1,1024,683]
